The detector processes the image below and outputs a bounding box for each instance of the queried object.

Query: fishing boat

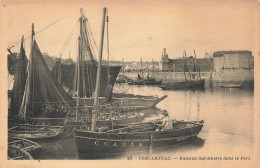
[8,24,74,139]
[127,73,146,85]
[51,8,121,101]
[8,124,65,140]
[8,137,42,158]
[159,50,205,90]
[64,8,165,131]
[51,9,166,112]
[8,145,33,160]
[145,60,162,85]
[144,76,162,85]
[9,26,75,120]
[115,75,132,83]
[128,59,161,86]
[74,120,204,159]
[73,8,204,159]
[8,36,28,117]
[66,107,168,133]
[111,94,167,112]
[160,79,205,90]
[128,76,161,85]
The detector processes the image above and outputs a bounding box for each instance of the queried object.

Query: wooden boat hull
[8,137,42,159]
[160,79,205,90]
[112,95,167,110]
[8,124,65,140]
[65,108,164,134]
[77,95,167,112]
[74,121,203,159]
[8,145,33,160]
[116,75,131,83]
[128,79,162,86]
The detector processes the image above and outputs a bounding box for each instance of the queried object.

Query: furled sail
[19,40,74,119]
[9,36,28,116]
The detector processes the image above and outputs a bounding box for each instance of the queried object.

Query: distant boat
[115,75,132,83]
[144,76,162,85]
[128,74,162,85]
[127,59,161,86]
[220,84,242,88]
[160,79,205,90]
[159,50,205,91]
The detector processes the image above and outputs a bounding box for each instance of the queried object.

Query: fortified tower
[160,48,172,71]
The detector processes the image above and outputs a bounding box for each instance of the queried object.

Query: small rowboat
[220,84,242,88]
[8,145,33,160]
[8,137,42,159]
[8,124,65,140]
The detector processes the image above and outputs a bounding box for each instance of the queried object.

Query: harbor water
[37,84,254,160]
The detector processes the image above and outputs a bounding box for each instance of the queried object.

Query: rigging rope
[85,22,97,60]
[8,16,65,50]
[60,22,78,56]
[86,21,98,60]
[86,21,118,62]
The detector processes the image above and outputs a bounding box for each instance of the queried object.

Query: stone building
[213,50,254,72]
[212,50,254,84]
[159,48,213,72]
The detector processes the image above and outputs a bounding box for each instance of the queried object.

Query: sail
[137,74,143,81]
[9,38,28,116]
[19,41,74,119]
[51,63,121,100]
[51,60,63,85]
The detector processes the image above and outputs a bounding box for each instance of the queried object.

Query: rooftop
[213,50,252,57]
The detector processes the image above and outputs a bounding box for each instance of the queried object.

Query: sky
[2,0,260,62]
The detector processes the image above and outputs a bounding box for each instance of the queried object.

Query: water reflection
[155,137,205,155]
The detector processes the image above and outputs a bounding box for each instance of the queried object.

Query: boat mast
[122,58,124,76]
[183,51,187,83]
[147,60,149,78]
[141,58,144,78]
[193,49,201,80]
[76,36,81,121]
[18,36,25,101]
[31,23,35,117]
[91,7,107,132]
[184,50,191,80]
[152,59,154,74]
[106,11,110,89]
